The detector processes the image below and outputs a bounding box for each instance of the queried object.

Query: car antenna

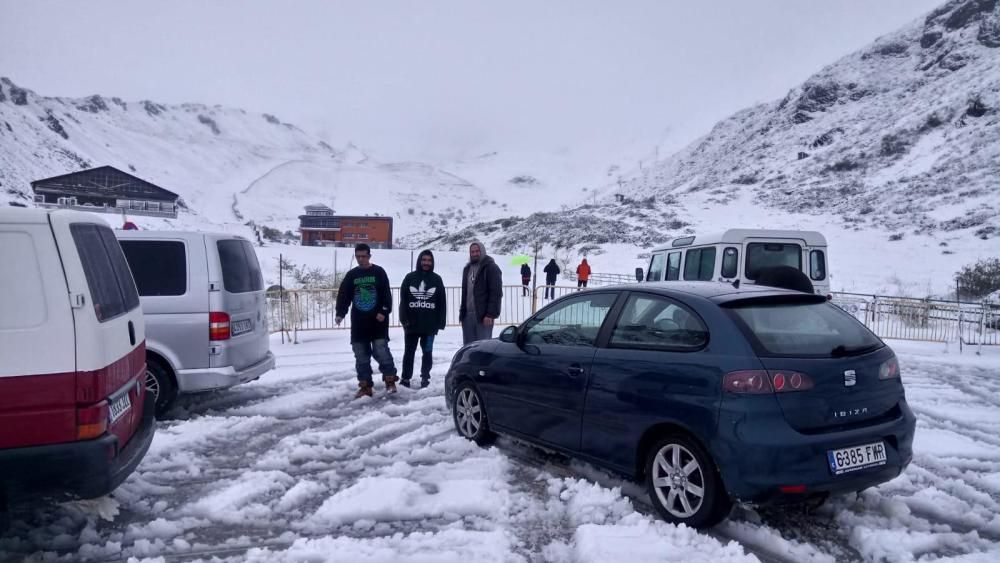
[732,279,740,289]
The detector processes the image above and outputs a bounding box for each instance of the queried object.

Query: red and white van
[0,208,154,507]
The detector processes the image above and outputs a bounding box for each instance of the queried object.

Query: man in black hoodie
[459,241,503,345]
[543,259,560,299]
[399,250,447,388]
[335,243,398,398]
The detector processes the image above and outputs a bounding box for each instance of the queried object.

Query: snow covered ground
[2,331,999,562]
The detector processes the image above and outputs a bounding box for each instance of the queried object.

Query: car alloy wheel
[452,382,495,446]
[145,368,160,402]
[650,443,705,519]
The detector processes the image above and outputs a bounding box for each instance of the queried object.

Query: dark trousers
[577,279,588,288]
[544,282,556,299]
[351,339,396,384]
[522,278,530,296]
[462,315,494,345]
[401,332,435,382]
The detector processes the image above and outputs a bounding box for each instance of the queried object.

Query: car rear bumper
[175,351,274,393]
[713,400,916,504]
[0,396,155,503]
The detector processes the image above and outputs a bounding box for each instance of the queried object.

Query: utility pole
[531,240,542,314]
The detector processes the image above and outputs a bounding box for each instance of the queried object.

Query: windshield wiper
[830,343,881,358]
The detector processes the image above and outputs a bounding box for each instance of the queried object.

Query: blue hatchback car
[445,282,916,528]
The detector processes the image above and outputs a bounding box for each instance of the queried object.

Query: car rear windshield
[71,223,141,322]
[745,243,801,280]
[218,239,263,293]
[119,240,187,296]
[726,299,882,357]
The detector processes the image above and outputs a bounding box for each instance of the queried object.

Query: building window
[359,233,368,239]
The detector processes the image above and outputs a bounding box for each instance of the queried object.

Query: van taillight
[210,311,231,341]
[77,401,109,440]
[723,370,814,394]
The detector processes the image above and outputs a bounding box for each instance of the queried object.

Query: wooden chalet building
[32,166,180,218]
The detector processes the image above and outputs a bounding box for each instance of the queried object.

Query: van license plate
[109,393,132,424]
[231,319,253,336]
[827,441,887,475]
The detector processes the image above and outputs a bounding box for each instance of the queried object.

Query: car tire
[452,381,496,446]
[644,433,732,528]
[145,358,178,419]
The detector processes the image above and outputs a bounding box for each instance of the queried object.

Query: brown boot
[383,374,399,394]
[355,381,373,399]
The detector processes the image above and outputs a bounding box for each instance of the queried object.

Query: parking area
[1,330,999,562]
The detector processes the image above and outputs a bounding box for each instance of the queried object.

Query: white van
[0,209,154,506]
[116,231,274,416]
[645,229,830,295]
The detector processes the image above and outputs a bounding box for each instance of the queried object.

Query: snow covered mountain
[618,0,1000,242]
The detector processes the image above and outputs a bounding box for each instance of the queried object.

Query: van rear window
[745,243,802,280]
[71,224,141,322]
[119,240,187,296]
[218,240,263,293]
[726,300,881,357]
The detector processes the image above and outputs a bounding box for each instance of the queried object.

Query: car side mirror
[499,325,518,343]
[635,267,644,282]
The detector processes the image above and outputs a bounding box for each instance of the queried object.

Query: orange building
[298,204,394,248]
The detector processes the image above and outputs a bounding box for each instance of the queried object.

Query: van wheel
[452,382,496,446]
[644,434,731,529]
[145,359,177,418]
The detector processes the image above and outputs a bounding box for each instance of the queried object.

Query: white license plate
[231,319,253,336]
[827,441,887,475]
[109,392,132,424]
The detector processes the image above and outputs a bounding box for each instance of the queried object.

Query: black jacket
[520,264,531,281]
[544,260,560,283]
[399,251,447,335]
[335,264,392,342]
[459,255,502,322]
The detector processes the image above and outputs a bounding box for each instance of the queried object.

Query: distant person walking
[460,241,502,345]
[543,259,559,299]
[576,258,591,288]
[399,250,447,389]
[520,263,531,296]
[335,243,399,398]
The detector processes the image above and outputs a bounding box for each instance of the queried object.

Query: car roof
[115,229,248,241]
[0,207,110,225]
[594,281,824,304]
[650,229,827,252]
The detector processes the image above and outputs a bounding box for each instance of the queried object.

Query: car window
[218,239,264,293]
[647,253,665,282]
[523,293,617,347]
[727,300,881,357]
[120,240,187,296]
[610,294,708,350]
[71,223,140,321]
[683,247,716,281]
[721,247,739,278]
[745,243,802,280]
[666,252,681,281]
[810,250,826,281]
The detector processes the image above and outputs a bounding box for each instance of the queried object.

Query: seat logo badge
[844,369,857,387]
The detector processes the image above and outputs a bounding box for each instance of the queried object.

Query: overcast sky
[0,0,942,160]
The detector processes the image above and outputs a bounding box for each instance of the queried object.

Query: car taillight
[77,401,109,440]
[878,356,900,380]
[723,370,814,394]
[210,311,231,341]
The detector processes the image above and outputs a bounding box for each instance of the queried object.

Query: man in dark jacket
[335,243,398,398]
[543,259,560,299]
[520,263,531,296]
[399,250,446,388]
[460,241,502,345]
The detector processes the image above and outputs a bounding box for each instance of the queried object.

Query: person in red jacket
[576,258,591,288]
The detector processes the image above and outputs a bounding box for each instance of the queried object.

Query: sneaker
[355,381,373,399]
[383,374,399,394]
[400,378,411,388]
[419,378,430,389]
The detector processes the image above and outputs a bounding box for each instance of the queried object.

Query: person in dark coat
[520,263,531,296]
[399,250,447,388]
[755,265,815,294]
[543,259,560,299]
[335,243,398,398]
[459,241,503,344]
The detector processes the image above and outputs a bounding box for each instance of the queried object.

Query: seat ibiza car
[445,282,915,528]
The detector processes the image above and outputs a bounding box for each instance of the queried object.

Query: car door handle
[566,365,585,377]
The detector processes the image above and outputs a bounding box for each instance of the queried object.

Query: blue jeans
[462,315,494,345]
[351,339,396,384]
